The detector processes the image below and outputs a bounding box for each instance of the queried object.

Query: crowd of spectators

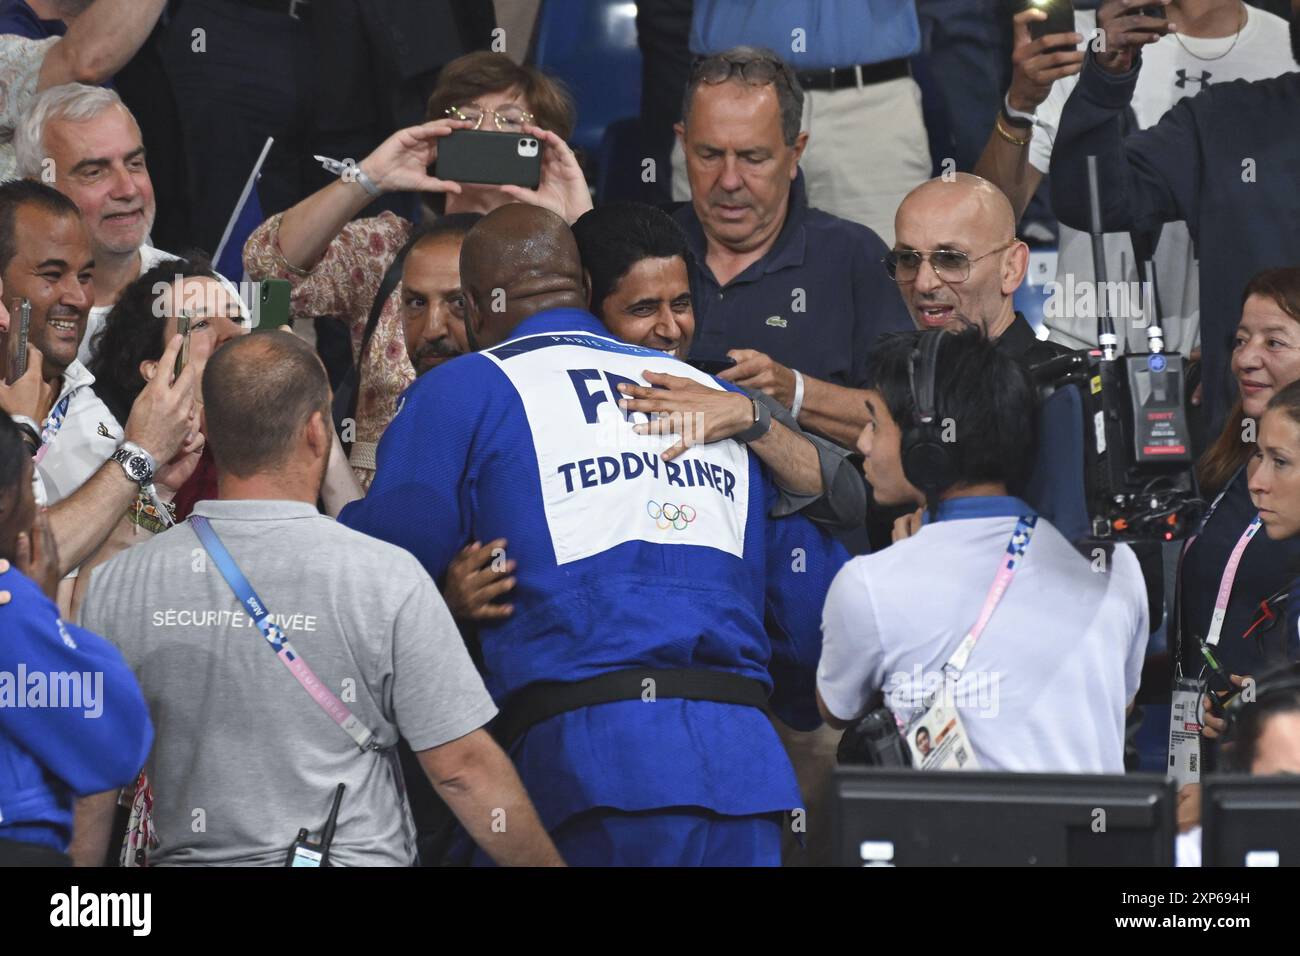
[1,0,1298,868]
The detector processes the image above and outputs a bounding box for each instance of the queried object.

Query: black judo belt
[491,668,771,751]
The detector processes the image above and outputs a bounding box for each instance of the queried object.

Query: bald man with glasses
[889,172,1070,371]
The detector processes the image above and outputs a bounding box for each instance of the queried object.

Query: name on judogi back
[558,365,737,502]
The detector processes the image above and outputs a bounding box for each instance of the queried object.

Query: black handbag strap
[491,668,770,751]
[334,249,409,447]
[361,249,408,364]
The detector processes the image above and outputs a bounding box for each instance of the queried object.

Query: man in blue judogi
[340,204,845,866]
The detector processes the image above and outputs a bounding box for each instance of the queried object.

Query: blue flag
[213,137,274,285]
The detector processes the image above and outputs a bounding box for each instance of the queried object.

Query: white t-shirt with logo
[818,500,1148,773]
[33,359,123,508]
[1031,6,1296,354]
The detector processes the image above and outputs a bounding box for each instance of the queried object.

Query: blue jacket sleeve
[762,498,850,730]
[1049,51,1198,237]
[0,568,152,795]
[339,360,483,581]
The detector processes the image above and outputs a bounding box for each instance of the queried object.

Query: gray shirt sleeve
[749,389,868,530]
[387,558,498,752]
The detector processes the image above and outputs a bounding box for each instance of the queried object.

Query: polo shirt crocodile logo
[765,315,787,328]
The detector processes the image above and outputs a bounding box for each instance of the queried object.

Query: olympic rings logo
[647,500,698,531]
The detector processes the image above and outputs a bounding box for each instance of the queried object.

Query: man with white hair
[14,83,240,365]
[0,0,169,179]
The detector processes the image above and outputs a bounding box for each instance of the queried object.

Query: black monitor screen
[833,767,1175,866]
[1201,776,1300,867]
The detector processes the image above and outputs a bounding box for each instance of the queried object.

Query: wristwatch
[111,441,158,486]
[735,395,773,444]
[112,441,177,529]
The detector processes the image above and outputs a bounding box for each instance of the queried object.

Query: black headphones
[1220,661,1300,742]
[900,330,957,500]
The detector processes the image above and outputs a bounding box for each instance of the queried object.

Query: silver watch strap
[735,395,773,444]
[115,441,158,483]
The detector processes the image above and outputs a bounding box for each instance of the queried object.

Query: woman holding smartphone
[244,52,592,491]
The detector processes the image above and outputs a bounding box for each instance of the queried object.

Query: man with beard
[398,215,481,379]
[1050,0,1300,432]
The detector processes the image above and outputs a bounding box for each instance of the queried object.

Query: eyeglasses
[690,53,795,92]
[883,239,1020,284]
[444,103,535,132]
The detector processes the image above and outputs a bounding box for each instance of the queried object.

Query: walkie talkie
[286,783,345,867]
[2,298,30,385]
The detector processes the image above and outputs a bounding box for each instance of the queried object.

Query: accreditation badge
[903,696,981,771]
[1168,676,1203,788]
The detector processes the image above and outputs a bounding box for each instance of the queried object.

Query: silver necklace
[1173,3,1246,62]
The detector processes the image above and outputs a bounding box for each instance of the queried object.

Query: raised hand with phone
[0,343,53,425]
[1095,0,1175,73]
[1009,3,1086,115]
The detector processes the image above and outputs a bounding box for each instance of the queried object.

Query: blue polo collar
[927,495,1038,524]
[679,170,811,287]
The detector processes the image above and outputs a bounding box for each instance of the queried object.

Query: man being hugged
[818,329,1148,772]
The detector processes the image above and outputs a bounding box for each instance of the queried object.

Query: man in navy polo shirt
[673,46,913,452]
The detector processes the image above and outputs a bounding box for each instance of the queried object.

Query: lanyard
[1204,515,1263,648]
[1182,465,1263,649]
[33,393,71,465]
[941,515,1037,682]
[190,516,378,753]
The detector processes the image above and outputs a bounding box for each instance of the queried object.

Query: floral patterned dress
[0,36,58,180]
[243,211,414,489]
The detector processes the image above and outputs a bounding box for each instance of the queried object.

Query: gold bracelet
[994,115,1032,148]
[269,216,311,278]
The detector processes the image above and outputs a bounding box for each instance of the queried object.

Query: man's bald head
[203,331,332,480]
[899,174,1017,241]
[893,173,1027,337]
[460,204,590,349]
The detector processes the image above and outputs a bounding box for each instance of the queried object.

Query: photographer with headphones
[817,328,1149,772]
